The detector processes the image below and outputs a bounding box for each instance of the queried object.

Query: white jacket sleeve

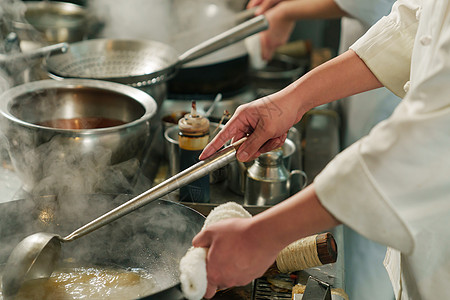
[350,0,420,98]
[315,0,424,255]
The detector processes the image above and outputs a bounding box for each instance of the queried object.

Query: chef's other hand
[199,94,301,162]
[192,218,281,299]
[247,0,283,15]
[246,0,294,60]
[260,4,296,60]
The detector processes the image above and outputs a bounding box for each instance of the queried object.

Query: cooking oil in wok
[0,266,157,299]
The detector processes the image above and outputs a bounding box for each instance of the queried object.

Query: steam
[0,1,209,297]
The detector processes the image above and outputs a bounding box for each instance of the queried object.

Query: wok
[0,195,205,299]
[45,15,268,88]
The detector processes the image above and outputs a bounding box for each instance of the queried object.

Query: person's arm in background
[247,0,348,60]
[200,49,382,162]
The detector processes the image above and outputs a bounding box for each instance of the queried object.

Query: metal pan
[0,195,204,299]
[45,15,268,88]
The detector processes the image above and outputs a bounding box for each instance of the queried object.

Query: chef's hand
[192,218,281,299]
[199,93,302,162]
[247,0,294,60]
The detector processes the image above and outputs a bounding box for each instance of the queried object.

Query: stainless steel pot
[0,79,157,192]
[11,1,99,44]
[0,195,205,299]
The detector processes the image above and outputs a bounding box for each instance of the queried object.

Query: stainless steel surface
[0,79,157,191]
[46,15,269,87]
[12,1,97,44]
[1,139,243,296]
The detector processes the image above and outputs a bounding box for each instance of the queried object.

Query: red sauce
[38,117,126,129]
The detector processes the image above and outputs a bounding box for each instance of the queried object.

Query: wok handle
[62,138,247,242]
[177,15,268,66]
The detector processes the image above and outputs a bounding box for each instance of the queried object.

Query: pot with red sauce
[0,79,157,192]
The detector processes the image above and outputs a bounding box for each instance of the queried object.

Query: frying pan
[45,15,268,88]
[0,194,205,299]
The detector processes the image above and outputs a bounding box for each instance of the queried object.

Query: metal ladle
[1,138,245,298]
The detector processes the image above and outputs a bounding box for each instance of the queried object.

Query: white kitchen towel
[179,202,252,300]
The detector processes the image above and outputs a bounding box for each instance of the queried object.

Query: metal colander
[46,39,180,87]
[46,15,269,87]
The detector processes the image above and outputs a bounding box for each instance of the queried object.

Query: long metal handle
[177,15,268,66]
[62,138,246,242]
[0,42,69,64]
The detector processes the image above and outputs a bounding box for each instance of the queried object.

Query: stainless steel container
[228,134,299,196]
[164,122,225,183]
[244,150,306,206]
[0,79,157,192]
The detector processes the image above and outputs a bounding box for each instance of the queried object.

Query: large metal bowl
[0,79,157,192]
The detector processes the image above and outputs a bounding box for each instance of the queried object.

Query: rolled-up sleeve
[350,0,420,98]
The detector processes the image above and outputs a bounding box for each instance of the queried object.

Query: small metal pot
[227,133,300,196]
[12,1,99,44]
[0,79,157,192]
[244,150,307,206]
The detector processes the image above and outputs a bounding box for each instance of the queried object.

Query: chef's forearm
[249,184,340,250]
[273,49,383,117]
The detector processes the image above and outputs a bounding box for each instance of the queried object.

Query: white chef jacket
[333,1,398,299]
[315,0,450,299]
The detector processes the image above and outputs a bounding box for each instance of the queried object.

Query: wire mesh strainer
[46,15,269,88]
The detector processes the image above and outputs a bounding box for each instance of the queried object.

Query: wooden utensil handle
[275,232,337,273]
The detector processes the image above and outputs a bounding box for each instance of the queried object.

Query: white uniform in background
[316,0,450,298]
[333,1,398,299]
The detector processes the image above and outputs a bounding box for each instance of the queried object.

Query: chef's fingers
[199,114,249,160]
[204,283,218,299]
[192,230,211,248]
[235,121,279,161]
[258,133,288,153]
[246,0,263,9]
[247,0,283,14]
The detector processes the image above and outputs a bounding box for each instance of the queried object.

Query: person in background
[194,0,450,299]
[247,0,399,298]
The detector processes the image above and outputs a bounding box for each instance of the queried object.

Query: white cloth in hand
[179,202,252,300]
